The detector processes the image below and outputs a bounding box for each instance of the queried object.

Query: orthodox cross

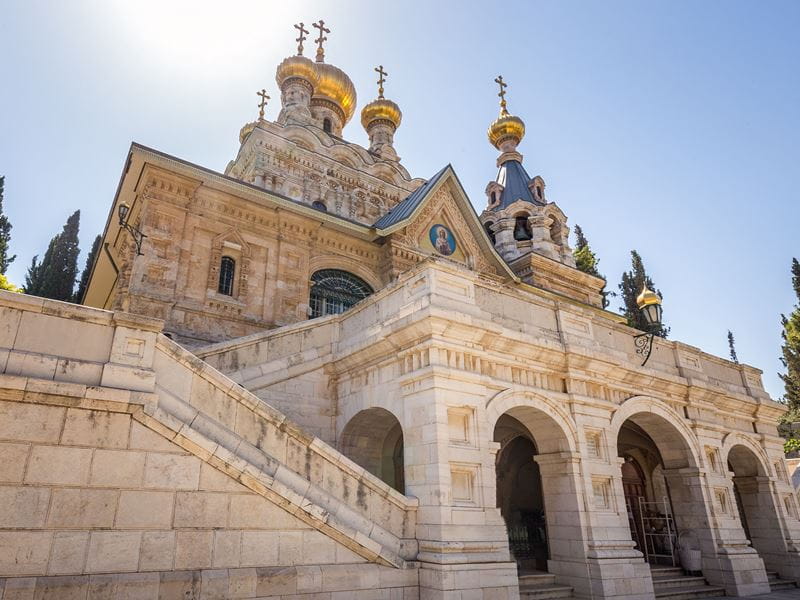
[375,65,388,99]
[294,22,309,56]
[495,75,508,114]
[312,20,330,62]
[257,89,270,119]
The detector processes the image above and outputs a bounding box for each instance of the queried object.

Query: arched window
[312,200,327,212]
[309,269,373,318]
[218,256,235,296]
[514,214,532,241]
[323,118,332,133]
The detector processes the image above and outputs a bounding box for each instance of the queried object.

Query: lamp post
[117,202,147,256]
[634,285,663,366]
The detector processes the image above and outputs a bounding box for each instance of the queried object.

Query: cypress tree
[74,234,101,303]
[727,330,739,363]
[0,176,16,274]
[780,258,800,410]
[572,224,612,309]
[24,211,81,301]
[618,250,669,337]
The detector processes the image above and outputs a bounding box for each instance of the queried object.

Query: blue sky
[1,1,798,399]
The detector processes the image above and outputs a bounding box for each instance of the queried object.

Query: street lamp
[117,201,147,256]
[634,285,663,366]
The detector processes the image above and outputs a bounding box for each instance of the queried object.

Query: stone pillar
[399,365,518,600]
[528,215,559,260]
[493,220,520,261]
[734,475,800,579]
[663,468,770,596]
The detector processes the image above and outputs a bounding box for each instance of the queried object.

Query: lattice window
[218,256,235,296]
[309,269,373,318]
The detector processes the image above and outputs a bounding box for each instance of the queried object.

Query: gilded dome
[361,98,402,130]
[312,61,357,124]
[636,286,661,309]
[275,55,319,90]
[487,111,525,149]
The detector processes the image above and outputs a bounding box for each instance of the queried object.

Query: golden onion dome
[275,55,319,90]
[361,98,402,130]
[636,286,661,309]
[312,61,357,124]
[487,111,525,149]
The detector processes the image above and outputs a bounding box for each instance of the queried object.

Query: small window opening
[484,221,496,245]
[323,118,332,133]
[312,200,327,212]
[536,185,543,200]
[513,215,532,241]
[218,256,235,296]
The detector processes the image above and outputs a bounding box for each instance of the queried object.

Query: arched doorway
[727,443,784,574]
[340,408,404,493]
[309,269,373,318]
[495,420,548,571]
[491,402,577,575]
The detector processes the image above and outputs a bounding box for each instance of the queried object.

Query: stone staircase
[650,566,725,600]
[767,570,799,591]
[518,572,573,599]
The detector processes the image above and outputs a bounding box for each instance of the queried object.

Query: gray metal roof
[372,165,450,229]
[494,160,543,209]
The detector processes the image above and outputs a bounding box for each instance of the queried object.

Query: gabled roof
[495,159,543,209]
[372,166,450,229]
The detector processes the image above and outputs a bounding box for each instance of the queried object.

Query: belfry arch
[339,407,404,494]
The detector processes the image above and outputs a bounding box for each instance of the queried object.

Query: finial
[375,65,388,99]
[294,22,309,56]
[312,20,330,63]
[257,89,270,119]
[495,75,508,116]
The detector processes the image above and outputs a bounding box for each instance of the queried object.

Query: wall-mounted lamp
[634,286,663,366]
[118,202,147,256]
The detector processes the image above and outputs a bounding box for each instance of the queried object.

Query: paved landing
[723,591,800,599]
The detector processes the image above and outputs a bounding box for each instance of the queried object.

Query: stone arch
[610,396,702,469]
[721,433,771,478]
[307,256,382,293]
[339,407,404,493]
[486,389,578,454]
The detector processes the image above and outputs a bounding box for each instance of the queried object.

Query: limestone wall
[0,290,420,599]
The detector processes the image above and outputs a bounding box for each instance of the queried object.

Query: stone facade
[4,33,799,600]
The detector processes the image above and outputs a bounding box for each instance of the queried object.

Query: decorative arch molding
[486,388,579,454]
[307,256,382,292]
[208,228,252,300]
[720,432,772,478]
[610,395,702,469]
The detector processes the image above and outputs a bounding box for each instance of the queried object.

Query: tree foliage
[727,330,738,363]
[24,210,81,302]
[74,234,101,303]
[618,250,669,337]
[0,176,15,274]
[780,258,800,410]
[572,224,612,309]
[0,273,20,292]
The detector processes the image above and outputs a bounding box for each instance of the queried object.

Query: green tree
[24,210,81,301]
[572,224,612,309]
[618,250,669,337]
[727,330,739,363]
[780,258,800,411]
[0,176,16,274]
[74,234,101,303]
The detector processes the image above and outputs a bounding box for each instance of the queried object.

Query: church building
[0,21,798,600]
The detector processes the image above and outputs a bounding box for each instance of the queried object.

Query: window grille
[309,269,373,318]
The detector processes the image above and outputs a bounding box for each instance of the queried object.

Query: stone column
[493,220,520,261]
[528,215,559,260]
[663,467,769,596]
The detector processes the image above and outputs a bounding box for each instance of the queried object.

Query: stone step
[650,567,685,578]
[652,576,709,590]
[519,584,574,599]
[769,579,798,590]
[654,586,726,600]
[519,574,557,587]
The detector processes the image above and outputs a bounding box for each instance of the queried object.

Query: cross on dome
[313,20,330,63]
[257,89,270,119]
[495,75,508,115]
[375,65,388,99]
[294,22,309,56]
